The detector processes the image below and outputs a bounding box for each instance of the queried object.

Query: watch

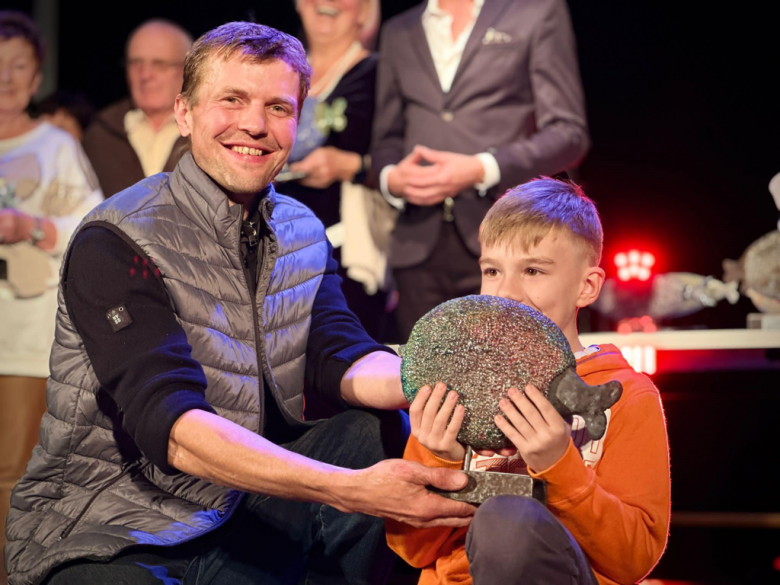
[30,217,45,245]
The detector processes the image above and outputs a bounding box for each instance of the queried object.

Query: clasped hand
[387,145,484,206]
[410,383,572,472]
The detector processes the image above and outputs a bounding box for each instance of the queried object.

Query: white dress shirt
[380,0,501,208]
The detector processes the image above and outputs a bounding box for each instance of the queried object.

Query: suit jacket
[82,98,189,198]
[372,0,590,268]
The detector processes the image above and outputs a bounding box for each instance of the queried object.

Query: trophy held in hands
[401,295,623,505]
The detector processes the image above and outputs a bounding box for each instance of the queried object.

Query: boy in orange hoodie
[387,177,670,585]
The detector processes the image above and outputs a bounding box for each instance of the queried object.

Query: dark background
[6,1,780,582]
[8,2,779,328]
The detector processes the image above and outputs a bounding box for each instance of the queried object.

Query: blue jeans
[45,409,409,585]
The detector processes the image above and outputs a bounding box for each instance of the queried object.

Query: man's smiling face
[175,54,299,201]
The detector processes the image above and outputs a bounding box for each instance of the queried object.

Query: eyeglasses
[124,58,184,73]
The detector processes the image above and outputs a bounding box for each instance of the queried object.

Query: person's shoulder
[383,4,425,34]
[96,97,133,120]
[85,98,132,138]
[510,0,570,24]
[92,174,173,222]
[577,345,660,402]
[34,121,77,149]
[29,122,90,169]
[349,53,378,77]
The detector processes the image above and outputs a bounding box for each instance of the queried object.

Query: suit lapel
[408,7,441,92]
[450,0,514,91]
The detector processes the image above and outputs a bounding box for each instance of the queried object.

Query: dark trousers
[466,496,598,585]
[44,409,410,585]
[393,222,481,342]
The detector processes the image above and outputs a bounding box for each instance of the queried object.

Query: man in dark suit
[372,0,590,340]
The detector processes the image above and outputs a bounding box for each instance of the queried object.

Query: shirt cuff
[134,386,217,475]
[325,345,399,410]
[474,152,501,194]
[528,438,594,507]
[404,435,465,469]
[379,165,406,210]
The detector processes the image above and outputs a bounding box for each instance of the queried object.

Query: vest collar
[170,152,277,251]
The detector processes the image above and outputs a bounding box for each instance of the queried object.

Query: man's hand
[386,148,437,203]
[334,459,475,528]
[288,146,361,189]
[169,409,474,529]
[388,145,484,206]
[409,383,466,461]
[494,384,572,472]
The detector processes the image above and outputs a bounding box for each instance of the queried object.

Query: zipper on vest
[239,204,266,435]
[59,459,147,540]
[254,198,285,424]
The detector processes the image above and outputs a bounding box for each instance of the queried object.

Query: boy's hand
[495,384,572,472]
[409,383,466,462]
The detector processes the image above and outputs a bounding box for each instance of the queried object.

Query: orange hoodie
[387,344,671,585]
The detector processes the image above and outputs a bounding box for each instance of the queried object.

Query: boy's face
[479,229,604,339]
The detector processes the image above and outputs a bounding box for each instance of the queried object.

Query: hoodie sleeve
[529,386,671,584]
[386,435,471,572]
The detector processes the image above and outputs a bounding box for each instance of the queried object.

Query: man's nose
[237,105,268,136]
[139,62,156,80]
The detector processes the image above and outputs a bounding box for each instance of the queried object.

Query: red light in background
[614,249,656,282]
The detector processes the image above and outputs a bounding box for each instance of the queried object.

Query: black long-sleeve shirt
[64,217,393,474]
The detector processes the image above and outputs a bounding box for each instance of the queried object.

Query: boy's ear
[577,265,605,309]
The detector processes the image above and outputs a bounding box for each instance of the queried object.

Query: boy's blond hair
[479,177,603,266]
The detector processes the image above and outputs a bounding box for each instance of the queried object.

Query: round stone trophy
[401,295,623,504]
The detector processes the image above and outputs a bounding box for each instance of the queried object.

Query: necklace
[309,41,364,100]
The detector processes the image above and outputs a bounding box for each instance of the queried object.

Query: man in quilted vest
[4,22,474,585]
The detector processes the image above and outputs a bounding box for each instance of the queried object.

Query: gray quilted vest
[4,153,329,585]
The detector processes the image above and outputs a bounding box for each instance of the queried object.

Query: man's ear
[577,265,605,309]
[174,94,193,138]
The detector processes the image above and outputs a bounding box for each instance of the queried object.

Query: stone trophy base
[429,470,547,506]
[428,446,547,506]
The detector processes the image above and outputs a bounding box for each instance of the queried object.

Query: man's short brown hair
[0,11,44,69]
[479,177,603,266]
[181,22,311,110]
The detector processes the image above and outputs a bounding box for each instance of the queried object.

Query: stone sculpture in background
[723,174,780,315]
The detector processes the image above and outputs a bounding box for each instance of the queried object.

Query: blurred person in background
[372,0,590,341]
[82,19,191,198]
[35,91,94,142]
[283,0,394,343]
[0,11,102,584]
